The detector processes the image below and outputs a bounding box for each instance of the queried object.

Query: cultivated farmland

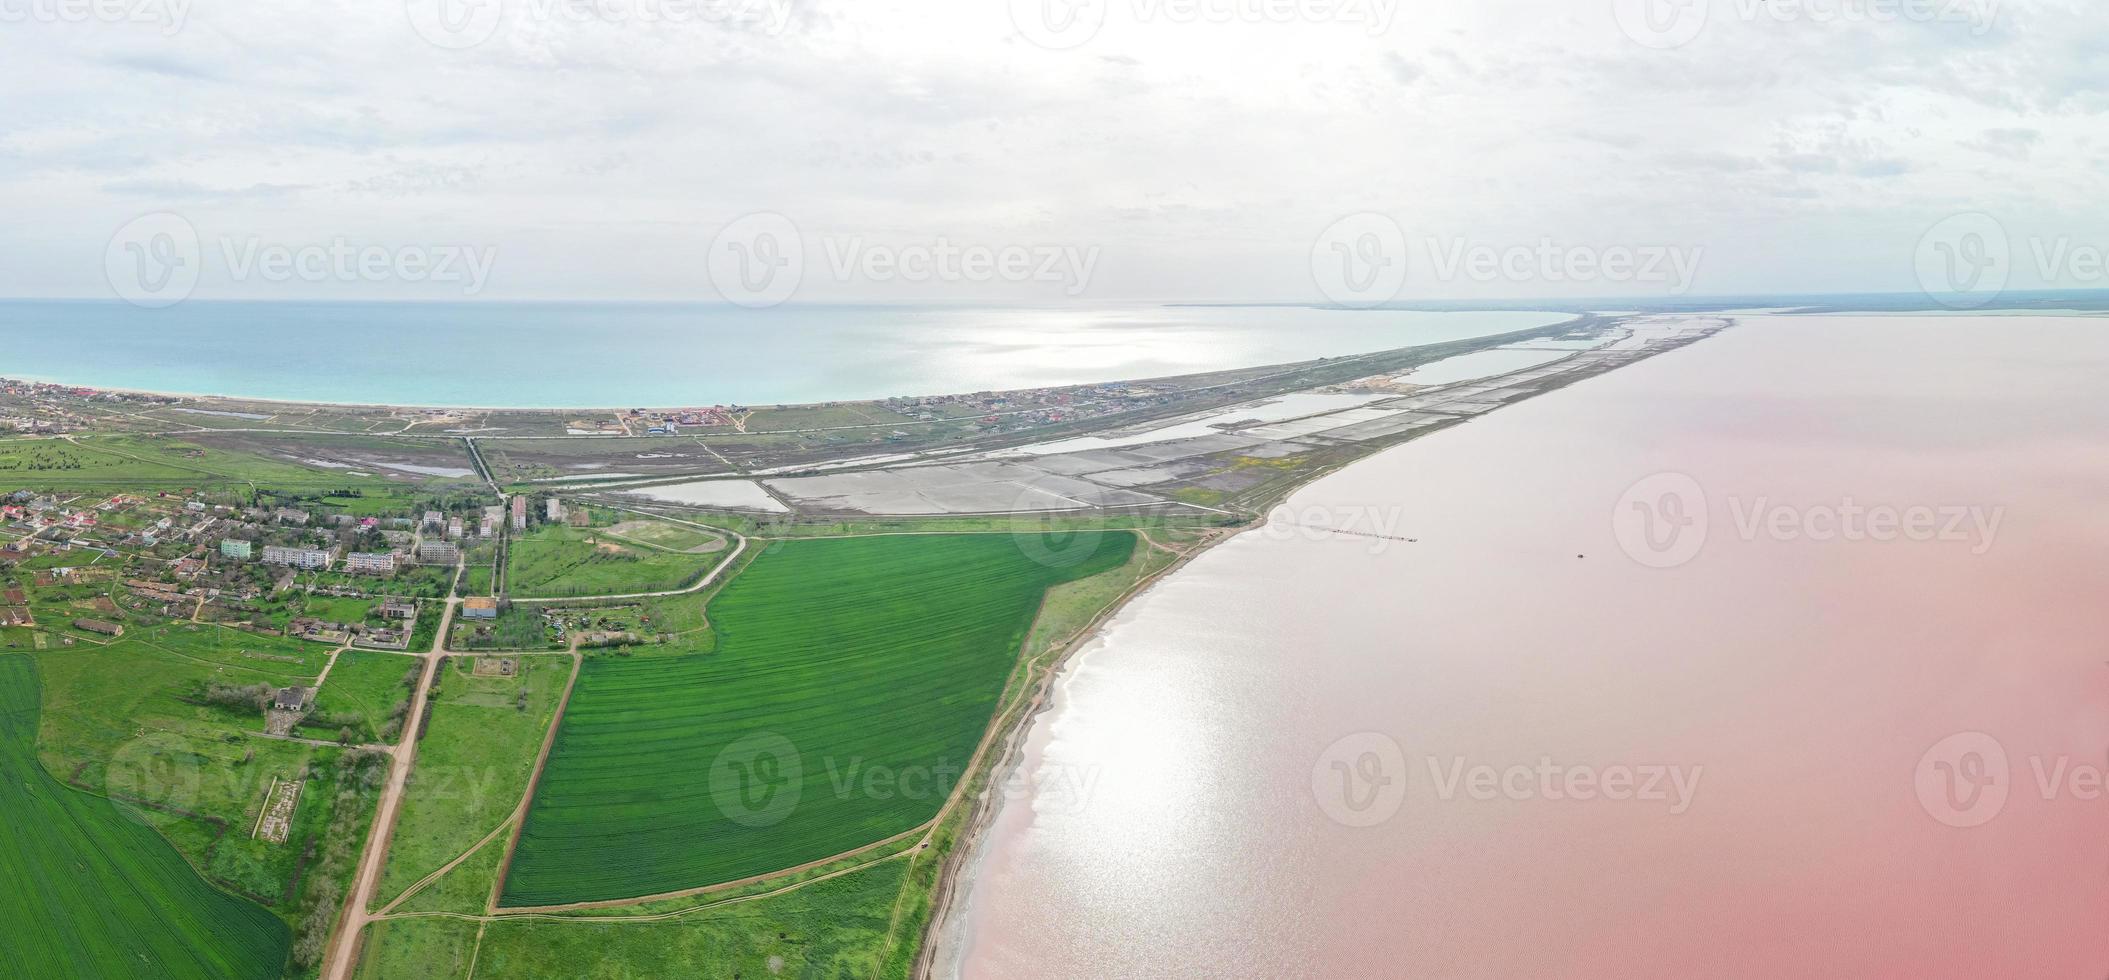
[0,655,291,979]
[499,531,1135,906]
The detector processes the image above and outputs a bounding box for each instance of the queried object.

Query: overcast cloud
[2,0,2105,303]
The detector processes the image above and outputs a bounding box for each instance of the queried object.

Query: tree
[337,726,355,746]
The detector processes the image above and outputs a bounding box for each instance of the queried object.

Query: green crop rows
[0,655,290,978]
[499,531,1134,906]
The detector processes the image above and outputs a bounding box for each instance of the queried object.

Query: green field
[504,523,724,599]
[24,622,392,969]
[304,650,417,744]
[0,655,291,978]
[375,654,567,908]
[499,532,1134,906]
[477,859,907,977]
[0,434,433,500]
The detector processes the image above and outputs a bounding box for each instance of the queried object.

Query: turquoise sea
[0,301,1570,408]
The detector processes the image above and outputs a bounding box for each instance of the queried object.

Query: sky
[2,0,2106,305]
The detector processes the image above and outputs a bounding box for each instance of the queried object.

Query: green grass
[354,917,483,980]
[457,563,495,597]
[499,532,1134,906]
[301,595,378,624]
[0,655,291,978]
[451,606,561,652]
[476,859,907,979]
[24,621,392,970]
[505,524,723,599]
[0,434,421,497]
[599,519,725,553]
[303,650,417,743]
[30,624,322,859]
[391,823,512,916]
[375,655,566,907]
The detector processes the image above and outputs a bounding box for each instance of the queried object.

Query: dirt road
[318,584,460,980]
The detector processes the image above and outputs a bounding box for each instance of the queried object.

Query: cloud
[0,0,2104,301]
[1963,127,2044,160]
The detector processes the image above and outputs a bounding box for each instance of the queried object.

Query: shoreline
[913,318,1734,977]
[0,313,1582,415]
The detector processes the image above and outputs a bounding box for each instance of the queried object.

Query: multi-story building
[423,510,445,530]
[220,538,253,560]
[510,495,528,531]
[447,517,464,539]
[261,545,332,570]
[416,540,460,565]
[546,498,566,522]
[345,551,398,576]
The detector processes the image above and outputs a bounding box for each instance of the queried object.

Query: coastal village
[0,483,596,665]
